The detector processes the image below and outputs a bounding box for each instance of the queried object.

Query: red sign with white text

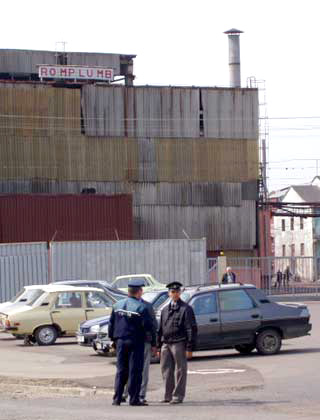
[38,65,114,81]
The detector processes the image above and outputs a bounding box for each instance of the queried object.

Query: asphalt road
[0,301,319,420]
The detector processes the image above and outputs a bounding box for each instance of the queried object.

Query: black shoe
[130,401,149,406]
[170,399,183,404]
[112,401,121,406]
[121,397,127,403]
[140,398,147,404]
[160,399,170,403]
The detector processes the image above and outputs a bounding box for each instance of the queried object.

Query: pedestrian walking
[108,279,156,406]
[157,281,197,405]
[276,270,282,289]
[221,267,236,284]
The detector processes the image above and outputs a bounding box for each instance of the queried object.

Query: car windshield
[142,292,158,303]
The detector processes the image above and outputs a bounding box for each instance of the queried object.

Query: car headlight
[300,308,310,318]
[99,324,109,334]
[90,325,100,333]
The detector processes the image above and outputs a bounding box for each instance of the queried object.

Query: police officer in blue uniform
[108,278,156,406]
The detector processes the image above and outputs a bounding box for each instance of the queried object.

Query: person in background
[221,267,236,284]
[108,279,156,406]
[157,281,197,405]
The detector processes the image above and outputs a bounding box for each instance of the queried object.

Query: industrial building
[0,32,259,255]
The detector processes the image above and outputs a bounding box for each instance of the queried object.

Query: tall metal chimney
[224,28,243,88]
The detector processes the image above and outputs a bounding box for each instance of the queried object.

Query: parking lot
[1,301,320,419]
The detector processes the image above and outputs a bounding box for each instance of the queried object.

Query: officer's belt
[115,308,141,318]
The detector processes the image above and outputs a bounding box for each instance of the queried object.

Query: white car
[110,274,166,292]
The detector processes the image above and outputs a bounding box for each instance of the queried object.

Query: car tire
[256,329,282,355]
[34,325,58,346]
[234,344,255,354]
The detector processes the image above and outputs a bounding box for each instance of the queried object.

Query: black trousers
[114,338,145,404]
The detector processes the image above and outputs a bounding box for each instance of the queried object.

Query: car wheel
[234,344,255,354]
[35,326,58,346]
[256,329,282,355]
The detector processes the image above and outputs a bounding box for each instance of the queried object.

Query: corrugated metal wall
[0,239,207,302]
[0,194,133,243]
[0,180,258,202]
[0,242,48,302]
[0,49,121,75]
[82,85,258,139]
[134,201,256,250]
[0,81,259,252]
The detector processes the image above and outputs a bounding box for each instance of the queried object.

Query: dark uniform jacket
[108,296,156,346]
[221,272,236,284]
[157,299,197,351]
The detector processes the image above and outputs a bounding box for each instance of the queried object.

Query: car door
[189,292,221,350]
[84,291,113,320]
[218,289,261,345]
[50,291,87,334]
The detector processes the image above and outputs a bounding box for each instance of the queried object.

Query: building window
[282,219,286,231]
[291,244,295,256]
[282,245,286,257]
[300,243,305,256]
[300,217,304,230]
[290,217,294,231]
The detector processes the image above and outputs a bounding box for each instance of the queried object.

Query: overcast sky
[1,0,320,191]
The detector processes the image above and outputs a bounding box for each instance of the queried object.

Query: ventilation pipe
[224,28,243,88]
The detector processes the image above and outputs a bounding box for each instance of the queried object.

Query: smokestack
[224,28,243,88]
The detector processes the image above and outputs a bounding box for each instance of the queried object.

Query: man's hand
[186,351,193,360]
[151,346,158,357]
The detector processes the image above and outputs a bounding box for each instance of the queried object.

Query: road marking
[188,368,246,375]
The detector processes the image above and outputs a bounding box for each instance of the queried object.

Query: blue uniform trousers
[114,338,145,404]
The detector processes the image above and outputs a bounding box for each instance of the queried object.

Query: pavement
[0,295,317,399]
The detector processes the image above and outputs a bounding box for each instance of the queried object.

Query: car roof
[29,284,104,293]
[115,274,152,279]
[182,283,256,296]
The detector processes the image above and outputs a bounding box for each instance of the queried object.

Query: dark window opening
[199,90,204,137]
[56,52,68,65]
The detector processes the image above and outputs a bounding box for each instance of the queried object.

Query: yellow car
[0,285,114,345]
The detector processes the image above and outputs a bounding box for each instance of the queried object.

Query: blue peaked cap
[128,278,145,287]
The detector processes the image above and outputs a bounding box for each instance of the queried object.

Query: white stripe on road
[188,368,246,375]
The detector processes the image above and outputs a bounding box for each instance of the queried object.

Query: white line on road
[188,368,246,375]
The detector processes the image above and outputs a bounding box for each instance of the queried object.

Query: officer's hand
[151,346,157,357]
[186,351,193,360]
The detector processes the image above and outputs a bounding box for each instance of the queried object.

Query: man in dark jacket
[221,267,236,284]
[157,281,197,404]
[108,279,156,406]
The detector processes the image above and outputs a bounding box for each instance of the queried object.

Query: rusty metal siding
[201,88,259,139]
[0,83,81,138]
[155,138,259,182]
[0,49,121,75]
[134,201,256,250]
[0,194,133,243]
[0,137,257,183]
[82,86,200,138]
[0,180,255,206]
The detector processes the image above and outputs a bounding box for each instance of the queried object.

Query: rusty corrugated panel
[201,88,259,139]
[0,83,81,139]
[0,194,133,243]
[0,181,245,206]
[0,136,257,183]
[82,86,200,138]
[134,200,256,250]
[156,138,259,182]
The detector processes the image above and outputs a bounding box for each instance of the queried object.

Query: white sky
[1,0,320,192]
